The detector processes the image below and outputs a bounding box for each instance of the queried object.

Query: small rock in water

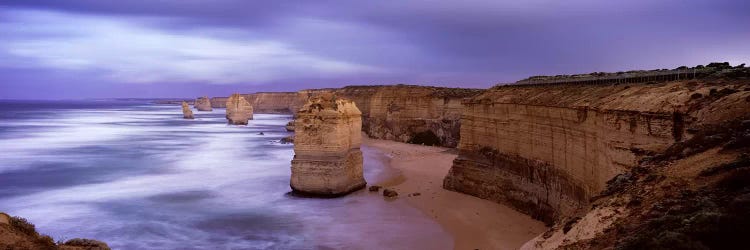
[369,185,382,192]
[280,135,294,144]
[383,189,398,198]
[258,132,265,135]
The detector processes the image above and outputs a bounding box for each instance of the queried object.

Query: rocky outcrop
[0,213,110,250]
[524,115,750,249]
[194,96,213,111]
[181,101,194,119]
[444,78,750,224]
[225,93,253,125]
[293,85,481,147]
[285,121,295,132]
[290,94,366,196]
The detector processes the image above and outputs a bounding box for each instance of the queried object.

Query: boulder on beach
[290,94,366,196]
[225,93,254,125]
[383,189,398,198]
[194,96,213,111]
[181,101,194,119]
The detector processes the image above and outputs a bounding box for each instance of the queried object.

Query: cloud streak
[0,0,748,99]
[0,10,378,84]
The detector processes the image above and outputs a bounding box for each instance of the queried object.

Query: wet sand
[363,137,548,250]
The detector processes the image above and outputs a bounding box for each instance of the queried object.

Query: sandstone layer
[444,78,750,224]
[295,85,482,147]
[210,97,228,108]
[225,93,253,125]
[246,92,299,113]
[181,101,194,119]
[290,94,366,196]
[210,93,298,112]
[524,112,750,249]
[194,96,213,111]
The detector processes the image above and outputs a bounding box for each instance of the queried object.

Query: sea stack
[181,101,194,119]
[285,120,295,131]
[194,96,213,111]
[290,94,366,196]
[226,93,254,125]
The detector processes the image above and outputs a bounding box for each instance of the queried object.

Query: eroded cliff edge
[296,85,482,148]
[444,70,750,224]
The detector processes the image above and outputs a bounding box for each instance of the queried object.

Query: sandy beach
[363,137,548,250]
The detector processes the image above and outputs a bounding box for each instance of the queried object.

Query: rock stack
[194,96,213,111]
[285,120,295,131]
[290,94,366,196]
[225,93,254,125]
[181,101,194,119]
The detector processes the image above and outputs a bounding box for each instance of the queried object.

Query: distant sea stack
[181,101,194,119]
[290,94,366,196]
[225,93,254,125]
[194,96,213,111]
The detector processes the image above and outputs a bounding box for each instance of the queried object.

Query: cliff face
[246,92,299,113]
[194,96,213,111]
[444,79,750,223]
[210,97,227,108]
[290,94,366,196]
[295,85,481,148]
[225,93,253,125]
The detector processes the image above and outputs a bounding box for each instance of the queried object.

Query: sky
[0,0,748,99]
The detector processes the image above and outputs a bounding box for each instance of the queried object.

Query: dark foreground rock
[0,214,110,250]
[383,189,398,198]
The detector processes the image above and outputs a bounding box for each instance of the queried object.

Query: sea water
[0,100,451,249]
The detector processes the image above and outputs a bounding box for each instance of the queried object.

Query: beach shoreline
[362,136,547,250]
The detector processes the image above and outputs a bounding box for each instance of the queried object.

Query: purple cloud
[0,0,748,99]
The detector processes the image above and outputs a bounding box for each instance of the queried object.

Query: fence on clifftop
[496,67,718,88]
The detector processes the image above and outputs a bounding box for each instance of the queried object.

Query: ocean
[0,100,450,249]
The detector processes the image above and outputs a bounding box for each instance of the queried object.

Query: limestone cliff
[194,96,213,111]
[290,94,366,196]
[294,85,481,147]
[181,101,194,119]
[210,97,228,108]
[225,93,253,125]
[444,77,750,224]
[210,93,298,112]
[246,92,299,113]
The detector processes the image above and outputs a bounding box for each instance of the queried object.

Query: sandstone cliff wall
[246,92,299,113]
[210,97,228,108]
[211,93,298,112]
[443,80,747,223]
[295,85,481,147]
[204,85,480,147]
